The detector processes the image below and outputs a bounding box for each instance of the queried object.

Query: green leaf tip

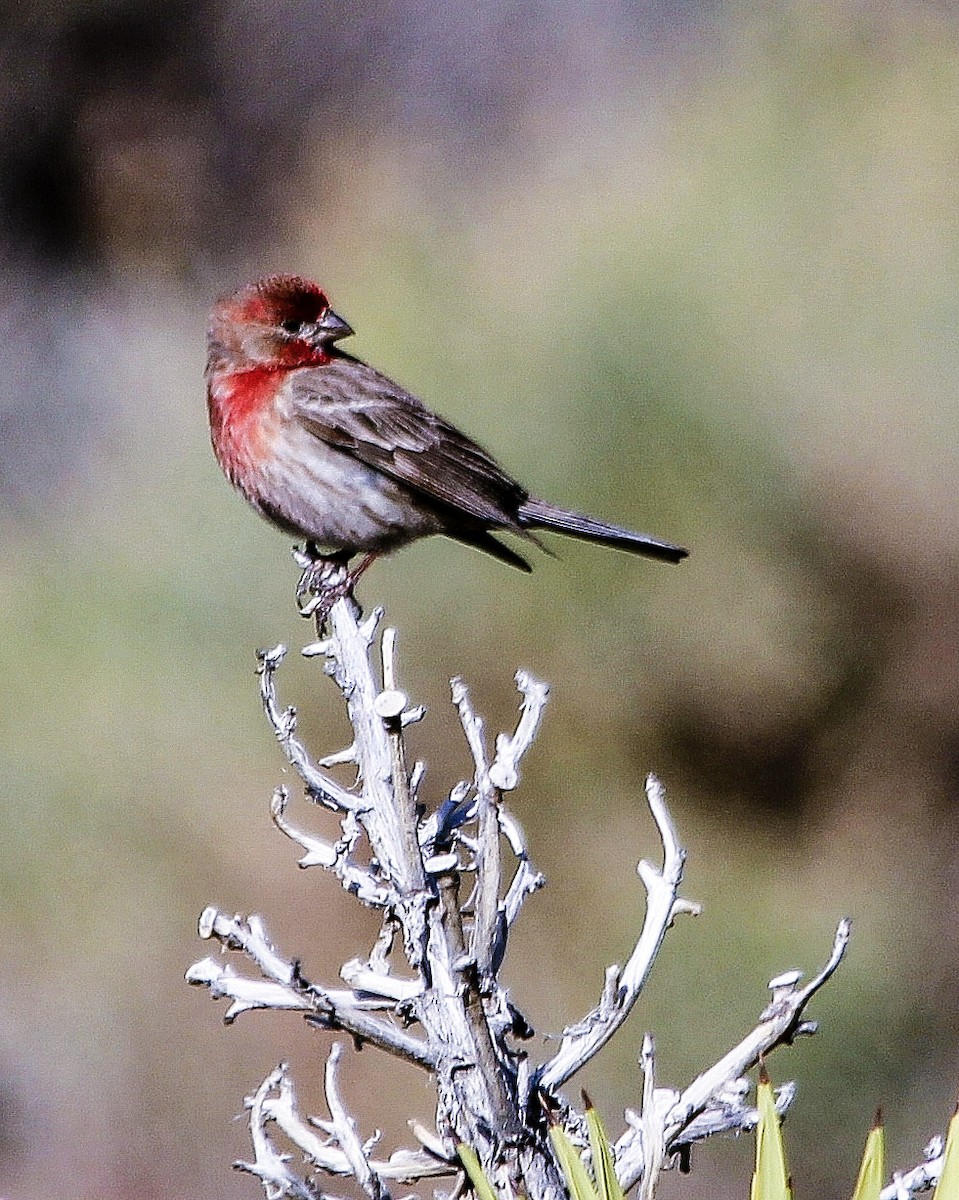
[584,1101,626,1200]
[549,1121,600,1200]
[458,1143,501,1200]
[934,1105,959,1200]
[751,1074,792,1200]
[851,1122,885,1200]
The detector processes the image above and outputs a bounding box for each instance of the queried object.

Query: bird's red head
[207,275,354,372]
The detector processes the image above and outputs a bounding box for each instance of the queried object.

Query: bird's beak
[314,308,354,344]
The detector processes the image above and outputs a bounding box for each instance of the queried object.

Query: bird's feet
[293,545,377,627]
[294,546,353,623]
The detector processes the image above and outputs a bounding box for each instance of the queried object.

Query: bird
[205,274,687,594]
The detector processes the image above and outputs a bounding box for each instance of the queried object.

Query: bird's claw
[295,549,357,624]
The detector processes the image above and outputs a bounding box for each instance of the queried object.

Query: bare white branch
[537,775,700,1093]
[637,1035,666,1200]
[197,906,297,983]
[340,959,422,1003]
[271,787,338,867]
[257,645,364,812]
[235,1065,322,1200]
[451,676,490,779]
[236,1062,457,1195]
[325,605,426,904]
[882,1135,947,1200]
[615,920,852,1191]
[668,918,850,1128]
[186,957,313,1021]
[488,671,549,792]
[270,789,392,905]
[194,574,857,1200]
[325,1043,391,1200]
[451,676,501,976]
[187,906,437,1067]
[650,1080,796,1160]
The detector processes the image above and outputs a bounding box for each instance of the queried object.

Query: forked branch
[188,575,853,1200]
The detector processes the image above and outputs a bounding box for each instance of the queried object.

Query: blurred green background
[2,2,959,1197]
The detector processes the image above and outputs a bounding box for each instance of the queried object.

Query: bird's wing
[289,357,529,528]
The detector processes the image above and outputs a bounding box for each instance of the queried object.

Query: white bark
[187,569,856,1200]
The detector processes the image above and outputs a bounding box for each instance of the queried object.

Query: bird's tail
[518,496,688,564]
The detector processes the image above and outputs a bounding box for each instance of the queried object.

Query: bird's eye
[280,318,301,335]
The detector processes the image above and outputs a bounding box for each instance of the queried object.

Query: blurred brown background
[2,1,959,1197]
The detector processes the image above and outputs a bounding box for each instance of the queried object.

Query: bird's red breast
[207,365,288,484]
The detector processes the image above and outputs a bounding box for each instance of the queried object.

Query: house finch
[206,275,688,583]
